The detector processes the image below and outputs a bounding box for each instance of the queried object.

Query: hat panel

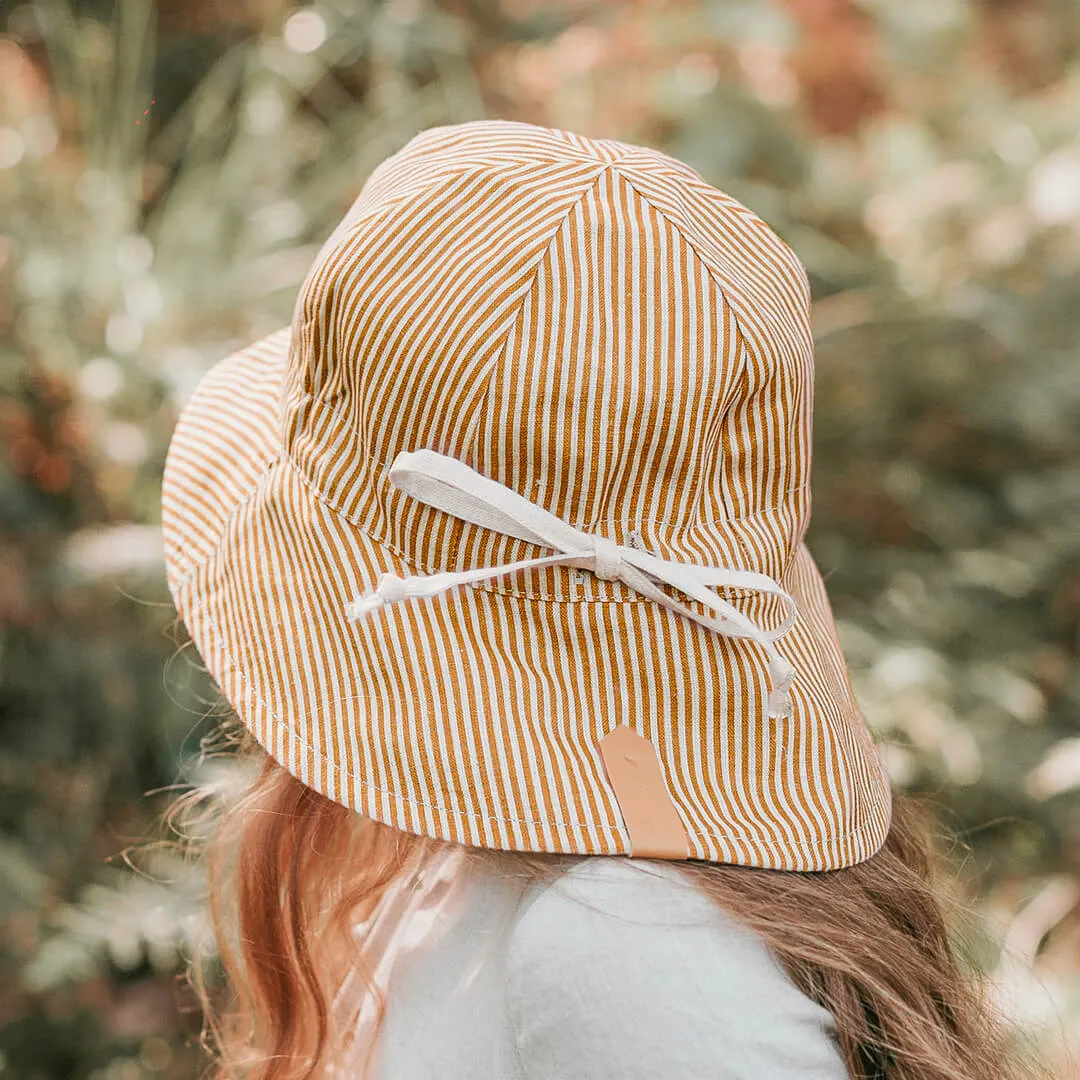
[456,166,760,598]
[614,166,814,356]
[311,121,609,266]
[283,157,607,416]
[610,169,813,551]
[281,161,614,566]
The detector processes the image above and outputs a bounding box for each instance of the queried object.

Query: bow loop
[348,450,799,720]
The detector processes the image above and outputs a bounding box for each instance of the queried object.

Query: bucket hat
[162,119,892,870]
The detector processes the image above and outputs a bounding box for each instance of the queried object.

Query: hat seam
[282,159,615,496]
[289,400,811,519]
[615,162,812,317]
[608,164,798,382]
[166,445,809,599]
[298,155,616,326]
[718,333,776,579]
[291,394,816,495]
[181,583,880,854]
[289,445,808,602]
[605,166,806,555]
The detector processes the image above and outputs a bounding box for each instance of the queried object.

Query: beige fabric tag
[599,725,690,860]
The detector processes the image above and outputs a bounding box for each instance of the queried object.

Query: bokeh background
[1,0,1079,1076]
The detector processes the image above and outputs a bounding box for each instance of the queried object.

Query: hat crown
[281,121,814,599]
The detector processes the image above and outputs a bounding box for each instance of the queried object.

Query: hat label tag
[598,725,690,860]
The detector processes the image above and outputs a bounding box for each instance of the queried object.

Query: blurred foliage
[0,0,1078,1076]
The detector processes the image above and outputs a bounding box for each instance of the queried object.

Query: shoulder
[518,855,738,920]
[508,856,793,1008]
[505,857,847,1080]
[512,856,753,950]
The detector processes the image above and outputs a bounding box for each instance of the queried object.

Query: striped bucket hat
[162,119,892,871]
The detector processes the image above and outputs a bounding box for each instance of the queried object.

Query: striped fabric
[162,120,892,870]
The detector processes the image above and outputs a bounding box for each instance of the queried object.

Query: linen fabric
[161,119,892,869]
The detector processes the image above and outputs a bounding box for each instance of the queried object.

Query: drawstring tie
[345,449,799,719]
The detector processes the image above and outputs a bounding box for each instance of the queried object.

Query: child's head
[162,119,890,873]
[163,121,1035,1080]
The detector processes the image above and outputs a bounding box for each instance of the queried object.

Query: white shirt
[362,855,848,1079]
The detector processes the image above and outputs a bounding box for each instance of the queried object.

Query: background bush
[0,1,1077,1076]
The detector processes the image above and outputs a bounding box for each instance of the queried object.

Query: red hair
[170,726,1045,1080]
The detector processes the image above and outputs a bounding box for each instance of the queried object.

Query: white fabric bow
[345,449,799,719]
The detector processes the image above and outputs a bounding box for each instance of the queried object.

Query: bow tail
[346,544,796,721]
[345,552,592,619]
[617,560,795,720]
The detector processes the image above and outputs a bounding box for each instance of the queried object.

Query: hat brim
[163,328,892,871]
